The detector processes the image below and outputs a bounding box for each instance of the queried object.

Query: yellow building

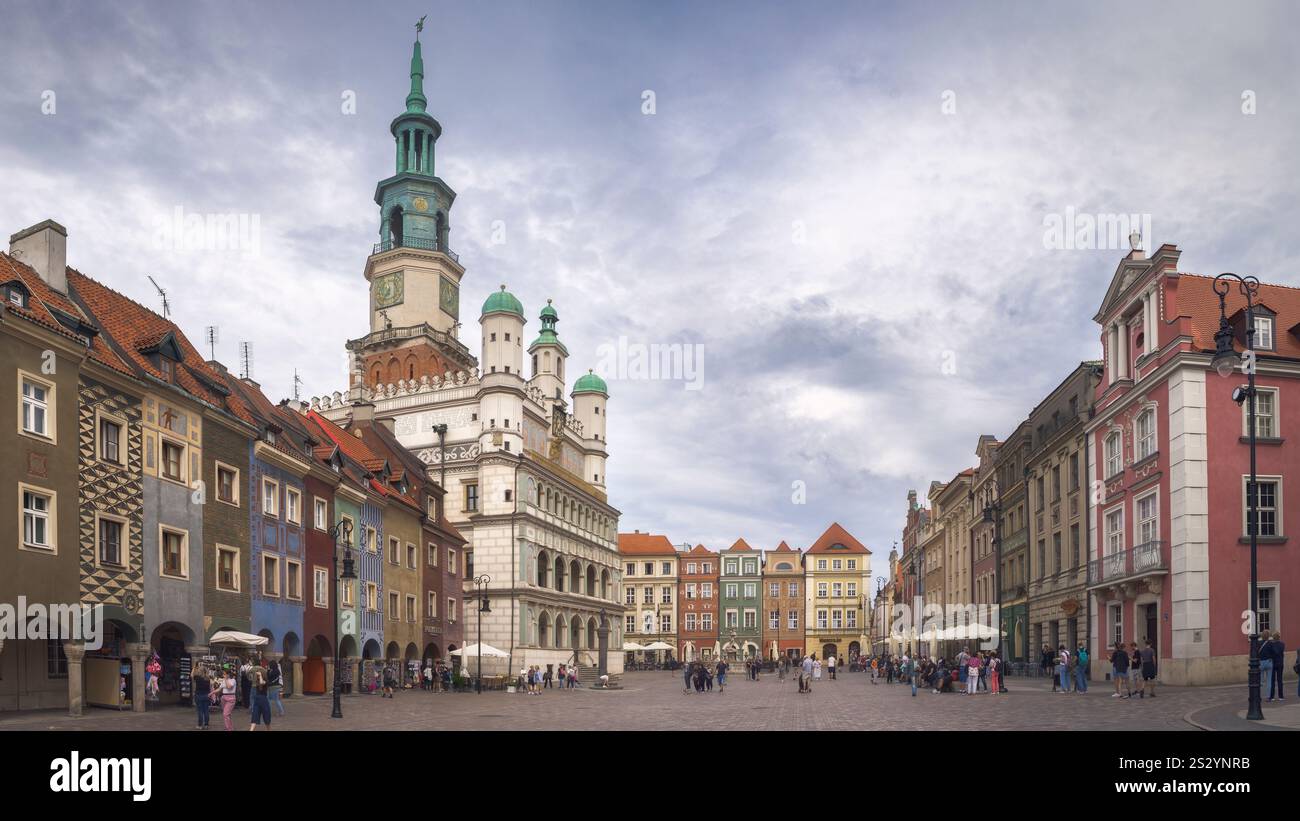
[802,523,871,665]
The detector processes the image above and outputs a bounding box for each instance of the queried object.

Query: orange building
[677,544,719,661]
[762,541,805,661]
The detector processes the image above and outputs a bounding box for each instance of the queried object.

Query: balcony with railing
[371,236,459,263]
[1087,540,1167,588]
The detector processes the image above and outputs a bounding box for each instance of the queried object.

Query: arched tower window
[388,206,404,248]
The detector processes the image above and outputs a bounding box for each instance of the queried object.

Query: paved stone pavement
[3,670,1283,731]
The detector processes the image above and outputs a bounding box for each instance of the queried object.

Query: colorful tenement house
[1084,243,1300,685]
[617,531,678,663]
[314,30,622,681]
[718,538,762,661]
[802,523,871,664]
[761,541,805,661]
[677,544,719,661]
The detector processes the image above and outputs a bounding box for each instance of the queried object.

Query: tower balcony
[372,236,459,264]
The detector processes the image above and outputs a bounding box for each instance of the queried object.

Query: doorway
[1143,604,1158,657]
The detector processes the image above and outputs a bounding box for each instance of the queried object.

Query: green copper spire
[406,26,428,113]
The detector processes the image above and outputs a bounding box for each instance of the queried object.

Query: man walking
[800,654,814,694]
[1110,642,1130,698]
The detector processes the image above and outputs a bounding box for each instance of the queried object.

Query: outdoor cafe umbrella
[622,641,645,651]
[642,641,673,651]
[450,642,509,658]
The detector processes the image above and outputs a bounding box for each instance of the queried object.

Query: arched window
[537,550,550,587]
[601,569,610,600]
[1105,431,1122,478]
[538,612,551,648]
[388,206,404,247]
[554,557,566,593]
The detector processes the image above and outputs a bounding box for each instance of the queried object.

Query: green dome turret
[573,369,609,396]
[481,284,524,318]
[529,298,568,354]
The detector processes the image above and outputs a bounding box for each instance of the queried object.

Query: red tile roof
[770,540,798,554]
[65,269,254,423]
[724,538,755,552]
[1178,273,1300,360]
[618,532,677,555]
[0,253,131,375]
[683,544,716,556]
[806,522,870,555]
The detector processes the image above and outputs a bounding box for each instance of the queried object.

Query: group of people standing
[1257,630,1294,701]
[191,656,285,732]
[1105,641,1157,698]
[518,663,580,693]
[1040,643,1094,694]
[683,659,728,693]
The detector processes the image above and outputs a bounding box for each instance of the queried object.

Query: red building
[677,544,719,661]
[762,541,805,661]
[295,408,344,695]
[1085,243,1300,685]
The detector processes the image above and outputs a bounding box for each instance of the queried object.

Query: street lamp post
[328,518,357,720]
[473,574,491,694]
[1209,273,1265,721]
[982,493,1003,658]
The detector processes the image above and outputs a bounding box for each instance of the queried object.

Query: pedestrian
[1110,642,1130,698]
[1262,631,1286,702]
[248,662,271,731]
[988,652,1001,695]
[800,654,814,693]
[977,652,988,692]
[1075,643,1089,693]
[716,659,728,693]
[956,647,969,693]
[383,665,397,698]
[193,666,211,729]
[870,656,879,684]
[218,665,238,731]
[966,650,982,695]
[239,657,252,709]
[683,662,693,694]
[265,658,286,716]
[1139,640,1157,698]
[1041,644,1056,690]
[905,656,918,697]
[1056,645,1071,692]
[828,654,837,681]
[544,665,554,689]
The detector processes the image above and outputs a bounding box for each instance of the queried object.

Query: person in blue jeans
[193,668,212,729]
[1057,645,1071,692]
[1074,643,1089,693]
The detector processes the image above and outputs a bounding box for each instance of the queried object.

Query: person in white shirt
[828,655,837,680]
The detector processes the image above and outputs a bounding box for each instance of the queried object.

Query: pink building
[1085,243,1300,685]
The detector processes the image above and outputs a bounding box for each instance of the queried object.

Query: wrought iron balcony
[371,237,459,263]
[1087,540,1167,587]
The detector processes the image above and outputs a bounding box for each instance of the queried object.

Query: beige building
[618,532,678,663]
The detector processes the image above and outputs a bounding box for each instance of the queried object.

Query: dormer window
[1254,315,1275,351]
[6,286,26,308]
[266,430,277,445]
[159,357,173,381]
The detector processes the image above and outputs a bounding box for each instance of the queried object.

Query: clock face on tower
[439,275,459,319]
[374,272,404,309]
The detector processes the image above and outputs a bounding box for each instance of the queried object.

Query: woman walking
[193,666,212,729]
[966,651,982,695]
[267,659,286,716]
[218,665,239,731]
[988,652,1001,695]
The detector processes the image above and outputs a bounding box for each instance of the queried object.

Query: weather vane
[415,15,426,39]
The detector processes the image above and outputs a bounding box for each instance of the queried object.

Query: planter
[506,686,517,693]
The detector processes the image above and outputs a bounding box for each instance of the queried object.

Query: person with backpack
[248,661,272,731]
[266,659,286,716]
[1263,631,1285,702]
[1075,642,1089,693]
[1057,645,1072,693]
[1110,642,1130,698]
[988,651,1001,695]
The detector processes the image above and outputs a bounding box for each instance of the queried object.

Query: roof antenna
[293,369,304,401]
[239,341,254,380]
[147,275,171,318]
[205,326,220,360]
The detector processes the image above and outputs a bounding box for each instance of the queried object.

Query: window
[702,562,711,573]
[1037,539,1046,578]
[97,516,124,567]
[832,582,842,598]
[447,548,457,572]
[1254,315,1275,350]
[625,562,635,576]
[686,562,697,575]
[19,374,53,439]
[847,582,857,598]
[769,582,779,597]
[314,567,329,607]
[406,595,417,623]
[262,478,279,517]
[625,615,636,634]
[1070,524,1081,568]
[788,610,798,629]
[20,488,54,550]
[701,613,713,631]
[769,610,780,629]
[1105,431,1122,478]
[217,546,240,591]
[263,555,280,596]
[1135,409,1155,461]
[625,586,636,605]
[427,591,437,618]
[314,498,328,530]
[743,610,756,629]
[1250,388,1279,439]
[817,582,828,598]
[1052,533,1061,575]
[428,542,438,566]
[388,537,399,565]
[464,483,478,512]
[342,579,354,607]
[1069,452,1080,491]
[98,415,123,463]
[7,286,25,308]
[1109,603,1123,647]
[817,610,828,629]
[1052,465,1061,501]
[832,559,842,570]
[661,613,672,633]
[743,583,755,598]
[643,587,653,605]
[725,610,738,628]
[847,610,857,629]
[216,463,239,506]
[446,598,456,622]
[744,560,757,575]
[685,612,697,631]
[725,560,737,575]
[1256,585,1279,634]
[366,527,377,553]
[286,487,301,525]
[788,581,798,597]
[817,559,827,570]
[47,639,68,679]
[685,583,696,599]
[286,560,301,600]
[661,586,672,604]
[725,583,737,599]
[831,610,843,629]
[848,559,857,570]
[701,583,713,599]
[661,561,672,575]
[644,562,654,576]
[1245,477,1281,538]
[1036,476,1045,510]
[159,528,187,578]
[389,592,399,620]
[162,439,185,482]
[407,543,416,569]
[1136,492,1158,545]
[1104,506,1124,555]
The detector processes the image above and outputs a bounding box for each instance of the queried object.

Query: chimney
[9,220,68,293]
[350,400,375,426]
[375,415,395,433]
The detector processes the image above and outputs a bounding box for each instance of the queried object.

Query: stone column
[290,656,305,697]
[1142,292,1153,354]
[130,643,149,712]
[596,610,610,679]
[324,658,335,695]
[64,641,86,716]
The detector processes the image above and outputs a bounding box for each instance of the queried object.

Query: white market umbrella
[623,641,646,651]
[208,630,269,647]
[450,642,509,658]
[642,641,674,651]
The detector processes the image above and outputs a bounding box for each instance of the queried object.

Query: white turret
[571,369,609,487]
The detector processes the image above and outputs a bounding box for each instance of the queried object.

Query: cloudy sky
[4,0,1299,576]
